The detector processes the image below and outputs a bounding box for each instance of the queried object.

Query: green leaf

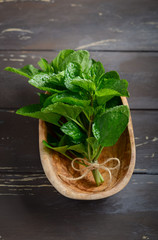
[68,143,87,156]
[52,49,75,73]
[16,104,61,126]
[28,72,65,93]
[38,58,54,73]
[43,140,68,154]
[96,78,129,105]
[42,102,83,120]
[64,62,95,93]
[65,62,81,79]
[104,71,120,80]
[94,105,105,118]
[88,61,105,85]
[98,77,127,91]
[43,92,90,108]
[5,65,40,79]
[96,89,121,105]
[52,49,91,73]
[92,105,129,147]
[69,77,96,92]
[60,121,85,144]
[64,62,81,91]
[97,71,120,89]
[66,50,90,72]
[83,106,94,120]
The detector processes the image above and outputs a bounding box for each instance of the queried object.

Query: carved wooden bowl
[39,97,136,200]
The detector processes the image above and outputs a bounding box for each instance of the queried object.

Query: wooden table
[0,0,158,239]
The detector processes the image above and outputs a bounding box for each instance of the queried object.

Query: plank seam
[0,49,158,53]
[1,108,158,112]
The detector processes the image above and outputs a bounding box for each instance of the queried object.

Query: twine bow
[59,157,120,186]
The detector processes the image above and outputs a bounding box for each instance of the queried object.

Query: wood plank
[1,51,158,109]
[0,0,158,51]
[0,110,158,173]
[0,110,42,172]
[0,174,157,240]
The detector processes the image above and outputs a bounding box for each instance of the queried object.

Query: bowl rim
[39,97,136,200]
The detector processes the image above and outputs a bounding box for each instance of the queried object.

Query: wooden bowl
[39,97,136,200]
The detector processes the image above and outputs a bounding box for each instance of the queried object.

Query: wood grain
[0,0,157,236]
[1,51,158,109]
[0,110,157,173]
[0,173,157,240]
[0,0,158,50]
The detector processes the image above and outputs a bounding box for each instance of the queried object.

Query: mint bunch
[5,50,129,186]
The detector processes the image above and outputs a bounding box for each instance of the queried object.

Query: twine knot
[59,157,120,186]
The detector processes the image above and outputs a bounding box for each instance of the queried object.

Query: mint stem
[93,146,104,162]
[92,169,104,186]
[92,146,105,185]
[73,119,87,132]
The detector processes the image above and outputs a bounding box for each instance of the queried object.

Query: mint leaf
[92,105,129,147]
[97,70,120,89]
[65,62,81,79]
[28,73,65,93]
[38,58,54,73]
[43,140,68,154]
[43,92,90,108]
[94,105,105,118]
[96,78,129,105]
[60,121,85,144]
[88,61,105,85]
[69,77,96,92]
[16,104,61,126]
[96,89,122,105]
[68,143,87,155]
[5,65,40,79]
[42,102,82,120]
[64,62,95,92]
[83,106,94,121]
[103,71,120,80]
[52,49,91,73]
[98,78,128,92]
[52,49,75,73]
[64,62,82,91]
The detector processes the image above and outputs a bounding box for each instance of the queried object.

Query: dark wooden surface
[0,0,158,51]
[0,0,158,240]
[0,174,158,240]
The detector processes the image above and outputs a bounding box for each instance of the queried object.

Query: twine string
[59,157,120,185]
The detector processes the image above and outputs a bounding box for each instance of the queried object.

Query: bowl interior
[44,123,131,194]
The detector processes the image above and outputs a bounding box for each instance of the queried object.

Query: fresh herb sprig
[5,49,129,186]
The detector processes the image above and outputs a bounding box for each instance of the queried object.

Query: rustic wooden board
[0,0,157,238]
[0,110,41,172]
[0,110,157,173]
[0,0,158,51]
[1,51,158,109]
[0,174,157,240]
